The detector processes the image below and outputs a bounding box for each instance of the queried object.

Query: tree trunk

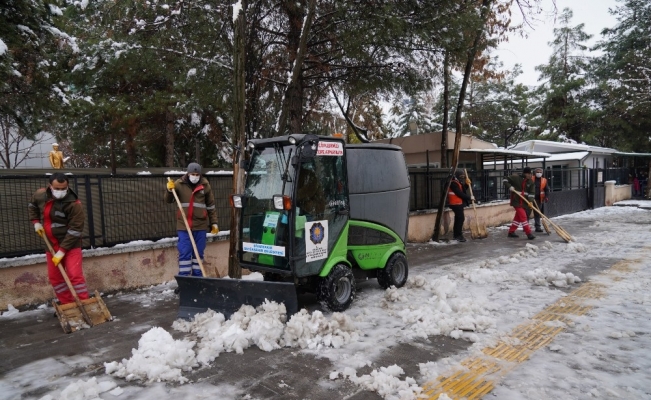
[165,111,175,167]
[276,0,316,135]
[432,0,492,241]
[229,0,247,279]
[126,119,138,168]
[441,50,450,169]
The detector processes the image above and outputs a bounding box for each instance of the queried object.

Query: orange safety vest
[448,180,464,205]
[534,176,548,201]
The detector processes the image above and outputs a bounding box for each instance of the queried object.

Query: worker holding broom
[165,163,219,277]
[28,173,89,304]
[447,170,473,242]
[503,167,536,240]
[529,167,550,233]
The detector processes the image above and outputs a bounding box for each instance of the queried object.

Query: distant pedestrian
[28,173,89,304]
[447,170,473,242]
[165,163,219,277]
[503,167,536,240]
[528,168,550,232]
[633,175,640,197]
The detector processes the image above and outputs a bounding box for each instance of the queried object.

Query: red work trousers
[508,207,532,235]
[46,247,89,304]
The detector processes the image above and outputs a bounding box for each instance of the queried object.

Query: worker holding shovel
[165,163,219,277]
[28,173,89,304]
[503,167,536,240]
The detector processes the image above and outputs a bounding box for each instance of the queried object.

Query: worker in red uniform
[28,173,89,304]
[503,167,536,240]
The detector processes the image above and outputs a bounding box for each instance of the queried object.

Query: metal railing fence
[0,174,233,258]
[407,167,629,212]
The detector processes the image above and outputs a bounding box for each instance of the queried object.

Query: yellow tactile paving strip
[422,262,635,400]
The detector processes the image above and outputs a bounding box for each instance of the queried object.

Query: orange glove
[52,250,65,267]
[34,222,45,237]
[210,224,219,235]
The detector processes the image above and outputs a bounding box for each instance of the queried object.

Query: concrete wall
[407,201,514,242]
[0,236,229,311]
[605,181,632,206]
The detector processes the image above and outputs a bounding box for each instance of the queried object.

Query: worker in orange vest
[447,170,473,242]
[530,167,550,232]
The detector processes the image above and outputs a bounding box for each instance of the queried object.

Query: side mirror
[230,194,247,208]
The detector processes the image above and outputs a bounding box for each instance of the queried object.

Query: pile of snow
[106,300,360,383]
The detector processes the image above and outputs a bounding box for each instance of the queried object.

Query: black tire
[317,264,356,312]
[378,252,408,289]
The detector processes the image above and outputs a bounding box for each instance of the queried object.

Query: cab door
[292,141,349,277]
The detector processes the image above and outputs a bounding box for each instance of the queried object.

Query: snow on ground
[2,203,651,400]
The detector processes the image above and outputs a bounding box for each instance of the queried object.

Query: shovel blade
[175,275,299,320]
[53,291,113,333]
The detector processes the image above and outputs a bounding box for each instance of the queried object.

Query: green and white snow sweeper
[176,134,410,318]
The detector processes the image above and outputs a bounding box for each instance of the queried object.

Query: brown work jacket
[28,187,85,252]
[165,175,218,231]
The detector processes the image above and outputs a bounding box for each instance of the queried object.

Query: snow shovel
[167,177,208,277]
[464,169,488,239]
[512,191,573,243]
[42,235,112,333]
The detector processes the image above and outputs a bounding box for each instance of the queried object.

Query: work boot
[507,232,519,238]
[535,227,544,233]
[174,287,180,295]
[455,236,467,242]
[527,234,536,240]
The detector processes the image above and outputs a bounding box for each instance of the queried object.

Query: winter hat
[455,170,465,178]
[187,162,202,174]
[523,167,532,174]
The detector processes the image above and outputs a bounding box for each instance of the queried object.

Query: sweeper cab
[176,134,411,319]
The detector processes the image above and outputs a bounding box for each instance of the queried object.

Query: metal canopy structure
[460,148,552,170]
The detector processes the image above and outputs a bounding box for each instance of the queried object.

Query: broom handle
[168,178,208,277]
[464,169,481,231]
[42,234,94,326]
[513,191,573,240]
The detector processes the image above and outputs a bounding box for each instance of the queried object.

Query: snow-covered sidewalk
[1,203,650,400]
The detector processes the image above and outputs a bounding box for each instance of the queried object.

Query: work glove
[544,197,549,203]
[210,224,219,235]
[509,186,516,193]
[166,180,175,192]
[470,196,475,202]
[34,222,45,237]
[465,178,471,186]
[52,250,65,267]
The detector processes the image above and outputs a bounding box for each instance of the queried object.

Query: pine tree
[534,8,592,143]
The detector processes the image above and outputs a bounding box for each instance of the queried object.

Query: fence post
[84,176,96,248]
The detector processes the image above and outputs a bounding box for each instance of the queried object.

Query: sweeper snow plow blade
[175,275,299,320]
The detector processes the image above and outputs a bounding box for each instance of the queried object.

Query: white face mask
[51,188,68,199]
[189,175,200,184]
[535,173,542,178]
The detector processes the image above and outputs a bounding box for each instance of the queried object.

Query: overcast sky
[496,0,619,86]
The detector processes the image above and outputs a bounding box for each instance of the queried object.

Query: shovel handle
[42,235,94,326]
[168,177,208,277]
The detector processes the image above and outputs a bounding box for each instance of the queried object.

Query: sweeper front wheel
[318,264,356,312]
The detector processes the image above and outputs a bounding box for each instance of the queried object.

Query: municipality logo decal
[309,222,325,244]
